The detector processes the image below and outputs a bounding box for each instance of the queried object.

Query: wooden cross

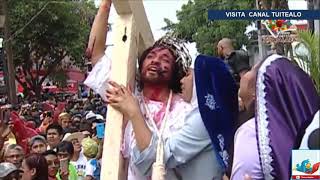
[101,1,154,179]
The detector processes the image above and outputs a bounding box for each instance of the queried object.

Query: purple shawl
[255,54,320,180]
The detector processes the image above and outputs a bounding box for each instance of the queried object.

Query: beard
[141,74,169,85]
[140,70,171,85]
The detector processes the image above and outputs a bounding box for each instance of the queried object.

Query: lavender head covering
[255,54,320,180]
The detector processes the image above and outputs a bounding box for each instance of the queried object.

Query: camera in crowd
[43,111,52,118]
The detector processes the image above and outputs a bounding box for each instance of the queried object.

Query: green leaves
[164,0,254,55]
[294,30,320,95]
[7,0,96,96]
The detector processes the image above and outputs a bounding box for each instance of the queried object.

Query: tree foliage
[294,31,320,95]
[7,0,96,97]
[163,0,255,55]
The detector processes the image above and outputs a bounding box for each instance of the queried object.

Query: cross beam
[101,1,154,179]
[112,0,154,54]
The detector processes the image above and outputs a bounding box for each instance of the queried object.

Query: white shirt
[70,152,87,180]
[85,159,101,178]
[84,55,111,101]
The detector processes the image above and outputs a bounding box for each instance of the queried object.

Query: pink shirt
[231,118,264,180]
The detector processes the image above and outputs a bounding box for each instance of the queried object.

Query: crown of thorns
[152,34,192,73]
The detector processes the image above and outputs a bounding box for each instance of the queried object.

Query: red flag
[10,112,38,152]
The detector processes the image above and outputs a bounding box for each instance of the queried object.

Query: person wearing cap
[0,162,22,180]
[85,111,96,122]
[29,135,47,154]
[91,114,105,139]
[95,114,104,122]
[107,55,238,180]
[231,54,319,179]
[64,132,87,180]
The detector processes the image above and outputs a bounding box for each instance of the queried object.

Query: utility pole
[1,0,17,104]
[256,0,267,60]
[307,0,314,32]
[0,1,7,96]
[314,0,320,35]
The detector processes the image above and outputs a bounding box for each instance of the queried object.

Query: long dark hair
[24,154,48,180]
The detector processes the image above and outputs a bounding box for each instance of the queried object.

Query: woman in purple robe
[232,54,320,180]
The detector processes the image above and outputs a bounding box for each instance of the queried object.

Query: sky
[96,0,188,38]
[95,0,195,58]
[94,0,308,58]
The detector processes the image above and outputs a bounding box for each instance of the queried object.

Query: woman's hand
[106,81,140,120]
